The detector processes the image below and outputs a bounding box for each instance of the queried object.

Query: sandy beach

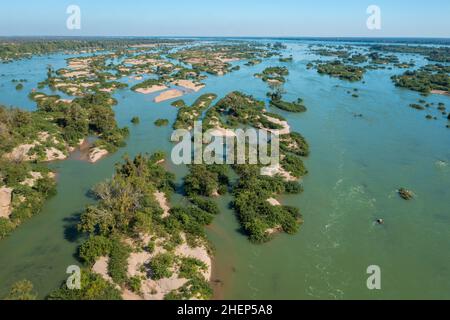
[431,90,450,96]
[154,89,184,103]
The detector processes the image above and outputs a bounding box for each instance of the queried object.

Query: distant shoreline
[1,35,450,45]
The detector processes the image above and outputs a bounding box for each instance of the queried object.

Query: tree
[4,280,37,300]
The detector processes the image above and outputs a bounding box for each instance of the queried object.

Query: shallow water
[0,40,449,299]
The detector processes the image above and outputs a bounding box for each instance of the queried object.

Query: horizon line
[1,35,450,40]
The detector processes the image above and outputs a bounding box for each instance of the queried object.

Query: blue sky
[1,0,449,37]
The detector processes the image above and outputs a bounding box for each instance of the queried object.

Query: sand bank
[0,187,13,219]
[267,198,281,206]
[431,90,450,96]
[154,89,184,103]
[173,80,205,92]
[260,164,297,182]
[88,148,108,163]
[135,85,168,95]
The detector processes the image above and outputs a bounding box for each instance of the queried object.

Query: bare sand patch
[265,225,283,236]
[0,187,13,219]
[173,80,205,92]
[45,147,67,161]
[63,70,90,78]
[262,115,291,135]
[20,172,43,187]
[56,98,73,104]
[4,143,67,162]
[431,90,450,96]
[123,232,212,300]
[88,148,108,163]
[154,89,184,103]
[92,256,114,283]
[4,144,36,161]
[175,241,212,281]
[260,163,297,182]
[208,127,237,138]
[135,85,168,94]
[267,198,281,206]
[154,191,170,218]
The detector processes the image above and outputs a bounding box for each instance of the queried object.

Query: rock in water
[398,188,414,200]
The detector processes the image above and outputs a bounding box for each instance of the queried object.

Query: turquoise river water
[0,40,449,299]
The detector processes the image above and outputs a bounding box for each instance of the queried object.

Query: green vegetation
[3,280,37,300]
[184,165,229,197]
[267,90,307,113]
[60,153,215,300]
[154,118,169,127]
[347,54,368,64]
[368,52,399,65]
[279,56,293,62]
[232,165,304,243]
[108,239,132,285]
[0,38,192,62]
[317,60,365,82]
[148,252,175,280]
[173,93,217,130]
[131,79,165,91]
[171,99,187,108]
[168,43,271,76]
[193,92,310,243]
[165,277,212,300]
[79,235,112,265]
[409,103,426,110]
[48,270,122,300]
[391,65,450,94]
[271,98,306,113]
[312,48,350,59]
[131,116,140,124]
[15,83,24,90]
[255,66,289,84]
[280,132,310,157]
[245,59,262,66]
[0,110,58,239]
[370,45,450,63]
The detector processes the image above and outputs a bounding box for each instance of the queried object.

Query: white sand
[175,240,212,281]
[99,88,114,93]
[56,99,73,104]
[92,256,114,283]
[154,89,184,103]
[20,172,43,187]
[154,191,170,218]
[267,198,281,206]
[0,187,13,219]
[431,90,450,96]
[123,233,212,300]
[260,164,297,182]
[208,127,237,138]
[262,115,291,135]
[4,143,66,162]
[88,148,108,163]
[63,70,90,78]
[44,147,67,161]
[173,80,205,92]
[4,143,36,161]
[265,225,283,235]
[135,85,168,94]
